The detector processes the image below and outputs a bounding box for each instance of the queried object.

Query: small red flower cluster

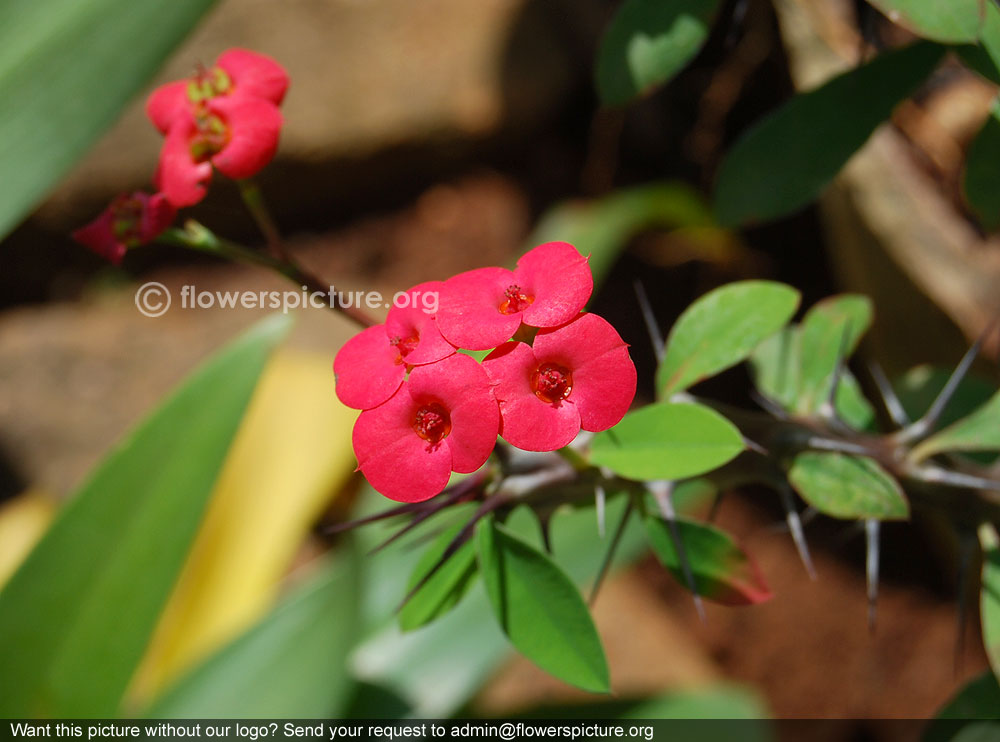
[334,242,637,503]
[74,49,288,263]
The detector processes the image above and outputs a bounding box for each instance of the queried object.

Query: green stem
[237,178,287,262]
[159,221,378,328]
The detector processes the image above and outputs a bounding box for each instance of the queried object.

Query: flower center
[110,197,144,246]
[531,363,573,404]
[189,110,231,162]
[413,402,451,444]
[186,65,233,103]
[499,284,534,315]
[390,334,420,364]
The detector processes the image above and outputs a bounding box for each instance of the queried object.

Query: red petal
[333,325,406,410]
[516,242,592,328]
[407,355,499,473]
[208,96,283,180]
[385,281,455,365]
[138,193,177,242]
[436,267,523,350]
[533,313,636,432]
[146,81,191,135]
[353,388,453,502]
[217,48,289,105]
[482,342,581,451]
[157,117,212,208]
[72,208,125,264]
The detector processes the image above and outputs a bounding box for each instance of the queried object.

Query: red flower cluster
[335,242,637,502]
[74,49,288,261]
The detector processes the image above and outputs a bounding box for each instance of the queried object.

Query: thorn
[633,280,665,361]
[806,436,872,456]
[588,497,634,606]
[395,492,510,613]
[869,361,910,428]
[865,519,880,633]
[367,475,484,555]
[595,483,607,538]
[743,436,769,456]
[751,390,789,419]
[324,500,427,534]
[913,466,1000,492]
[900,330,989,443]
[540,515,554,555]
[779,485,817,579]
[650,481,707,621]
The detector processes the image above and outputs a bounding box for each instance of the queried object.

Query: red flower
[435,242,593,350]
[334,282,455,410]
[146,48,289,134]
[482,313,636,451]
[72,192,176,264]
[154,95,283,208]
[145,49,288,208]
[352,354,500,502]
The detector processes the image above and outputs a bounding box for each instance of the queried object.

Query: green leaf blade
[657,280,801,397]
[868,0,983,43]
[714,42,945,226]
[147,552,360,718]
[591,402,745,481]
[0,315,292,717]
[788,452,909,520]
[399,523,478,632]
[476,518,609,693]
[911,389,1000,462]
[980,526,1000,678]
[644,515,772,605]
[596,0,722,106]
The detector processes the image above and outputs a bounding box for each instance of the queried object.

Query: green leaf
[595,0,722,106]
[0,0,218,240]
[788,452,909,520]
[911,390,1000,462]
[714,42,945,226]
[895,365,998,429]
[795,294,873,415]
[749,326,800,410]
[868,0,984,42]
[525,182,714,291]
[980,526,1000,678]
[657,280,801,397]
[398,522,478,632]
[476,517,609,693]
[644,515,771,605]
[146,551,360,718]
[925,672,1000,742]
[964,99,1000,231]
[0,314,291,717]
[591,402,745,481]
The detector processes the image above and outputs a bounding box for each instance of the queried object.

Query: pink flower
[352,354,500,502]
[146,48,289,135]
[334,282,455,410]
[435,242,593,350]
[154,95,283,207]
[482,313,636,451]
[72,192,176,264]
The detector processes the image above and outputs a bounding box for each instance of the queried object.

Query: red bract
[435,242,593,350]
[154,95,284,207]
[482,313,636,451]
[146,48,289,134]
[352,354,500,502]
[334,282,455,410]
[72,192,176,264]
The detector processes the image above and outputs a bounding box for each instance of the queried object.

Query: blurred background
[1,0,998,732]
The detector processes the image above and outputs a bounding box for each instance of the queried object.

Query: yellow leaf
[128,349,358,704]
[0,491,56,587]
